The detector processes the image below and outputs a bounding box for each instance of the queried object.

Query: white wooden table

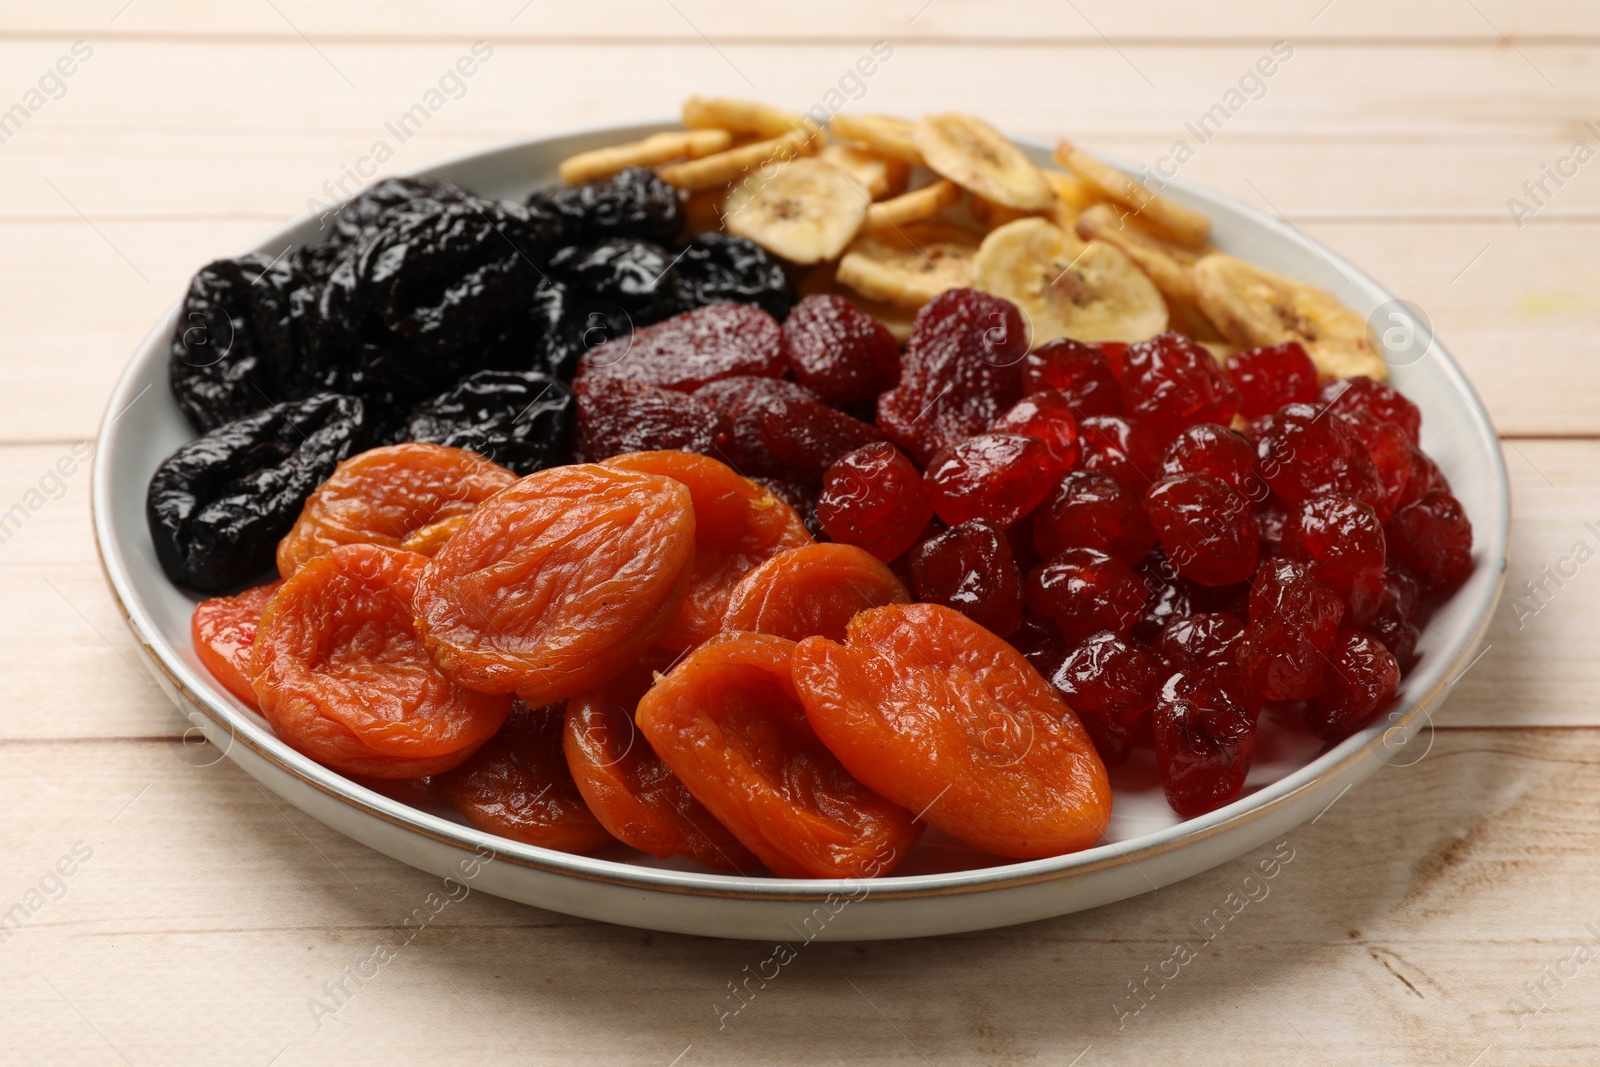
[2,3,1597,1063]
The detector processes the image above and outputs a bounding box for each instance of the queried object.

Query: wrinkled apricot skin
[277,443,517,578]
[440,702,616,854]
[602,451,812,651]
[565,649,758,870]
[721,543,910,642]
[252,544,511,778]
[399,513,470,556]
[192,580,282,707]
[414,464,697,704]
[636,632,920,878]
[792,603,1112,859]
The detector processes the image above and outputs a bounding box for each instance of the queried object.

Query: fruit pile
[156,97,1473,878]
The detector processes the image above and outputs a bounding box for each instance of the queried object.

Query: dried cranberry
[817,442,931,562]
[1026,548,1147,641]
[1254,402,1384,512]
[909,519,1024,637]
[1386,489,1473,592]
[782,293,901,409]
[575,380,726,461]
[1021,338,1124,419]
[1033,470,1156,563]
[1320,376,1422,445]
[1280,495,1386,626]
[1008,614,1065,674]
[876,288,1025,465]
[1159,613,1247,673]
[1337,408,1412,522]
[1120,331,1240,442]
[1078,414,1162,493]
[990,394,1080,468]
[1225,342,1320,419]
[1048,631,1161,766]
[576,303,784,393]
[1153,670,1258,817]
[1236,559,1345,702]
[1306,631,1400,742]
[1160,423,1268,504]
[1143,474,1260,587]
[924,433,1062,529]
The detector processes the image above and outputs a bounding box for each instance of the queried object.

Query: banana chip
[723,157,868,264]
[1192,254,1385,381]
[559,129,733,185]
[864,180,962,232]
[973,217,1168,346]
[971,195,1039,232]
[1075,202,1203,305]
[829,113,924,166]
[820,143,910,200]
[836,221,982,311]
[683,96,813,140]
[914,114,1053,212]
[657,128,816,192]
[1054,140,1211,248]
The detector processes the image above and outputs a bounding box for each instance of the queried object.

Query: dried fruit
[908,519,1024,637]
[1143,474,1260,587]
[1320,376,1421,445]
[1032,470,1156,563]
[1159,613,1247,676]
[191,580,282,707]
[1306,631,1400,742]
[989,394,1081,468]
[673,232,794,320]
[1386,489,1473,592]
[913,114,1053,211]
[721,543,910,642]
[724,157,869,264]
[1236,559,1345,702]
[1047,630,1161,766]
[324,176,471,251]
[781,293,901,409]
[401,370,575,476]
[816,442,931,562]
[1120,332,1240,442]
[1281,494,1387,626]
[575,380,728,463]
[1159,423,1265,504]
[1077,414,1161,493]
[530,166,684,245]
[694,375,885,486]
[1153,670,1258,817]
[1226,342,1319,419]
[576,302,785,393]
[1337,408,1412,522]
[1022,338,1125,419]
[1026,547,1148,641]
[1254,402,1385,512]
[549,237,682,328]
[924,433,1064,529]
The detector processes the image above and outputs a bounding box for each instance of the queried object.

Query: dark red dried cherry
[1143,474,1260,587]
[817,442,931,562]
[1033,470,1156,564]
[1225,342,1319,419]
[908,519,1024,637]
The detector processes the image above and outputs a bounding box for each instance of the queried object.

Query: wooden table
[3,2,1597,1063]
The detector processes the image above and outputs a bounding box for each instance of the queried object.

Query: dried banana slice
[559,129,733,185]
[657,128,816,192]
[971,195,1039,232]
[835,221,982,310]
[829,113,924,165]
[1192,254,1385,380]
[1054,140,1211,248]
[863,180,962,232]
[913,114,1053,212]
[1075,201,1202,305]
[683,96,812,140]
[819,143,909,200]
[973,217,1168,346]
[723,157,868,264]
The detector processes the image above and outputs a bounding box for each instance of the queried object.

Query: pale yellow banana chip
[1055,140,1212,248]
[558,129,732,185]
[973,217,1168,346]
[971,195,1039,232]
[1075,201,1203,305]
[723,157,868,264]
[656,129,816,192]
[828,113,924,166]
[913,114,1053,212]
[836,221,982,311]
[863,180,961,232]
[820,143,909,200]
[683,96,813,140]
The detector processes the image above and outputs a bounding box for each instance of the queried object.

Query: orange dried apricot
[415,464,696,704]
[720,542,910,642]
[637,632,920,878]
[602,451,812,650]
[277,443,516,578]
[792,602,1112,859]
[191,579,281,707]
[439,701,616,854]
[564,648,758,871]
[252,543,511,778]
[398,513,470,556]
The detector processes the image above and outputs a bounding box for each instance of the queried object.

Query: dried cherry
[1077,414,1162,493]
[1386,489,1474,592]
[990,394,1081,468]
[816,442,931,562]
[1026,547,1148,641]
[1306,630,1400,742]
[1032,471,1156,563]
[908,519,1024,637]
[1047,630,1161,767]
[1120,331,1240,442]
[1225,342,1319,418]
[1281,494,1386,626]
[1254,402,1384,512]
[1143,474,1260,587]
[1153,670,1258,817]
[1320,376,1421,445]
[1021,338,1124,419]
[924,433,1061,529]
[1236,559,1345,702]
[1159,423,1265,503]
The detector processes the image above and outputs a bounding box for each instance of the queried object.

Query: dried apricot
[414,464,696,703]
[602,451,811,650]
[192,579,281,707]
[636,632,919,878]
[721,543,910,642]
[277,443,516,578]
[565,648,758,870]
[398,514,469,556]
[791,603,1112,859]
[252,544,511,778]
[439,701,616,853]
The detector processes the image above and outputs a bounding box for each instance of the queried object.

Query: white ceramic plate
[93,122,1509,940]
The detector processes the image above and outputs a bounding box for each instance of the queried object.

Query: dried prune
[530,167,682,246]
[576,380,728,462]
[674,232,793,320]
[402,370,575,474]
[473,277,587,382]
[147,393,371,594]
[577,303,784,393]
[323,175,469,250]
[782,293,900,408]
[550,238,681,327]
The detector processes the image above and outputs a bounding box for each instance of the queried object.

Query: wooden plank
[0,727,1594,1064]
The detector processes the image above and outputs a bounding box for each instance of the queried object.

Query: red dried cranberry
[1008,614,1065,674]
[1254,402,1384,512]
[1386,489,1473,592]
[1306,631,1400,742]
[577,303,784,392]
[924,432,1062,528]
[1153,670,1258,817]
[576,380,727,461]
[1281,495,1386,626]
[1159,613,1246,672]
[1236,559,1345,702]
[1078,414,1162,493]
[781,293,901,409]
[1026,548,1147,641]
[1226,342,1319,418]
[1143,474,1260,587]
[1320,376,1421,445]
[876,288,1025,465]
[1160,423,1268,504]
[990,394,1080,468]
[1021,338,1124,418]
[1033,470,1156,563]
[909,519,1024,637]
[1337,407,1412,522]
[817,442,932,562]
[1047,630,1161,766]
[1120,331,1240,442]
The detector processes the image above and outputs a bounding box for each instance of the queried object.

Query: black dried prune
[530,167,682,246]
[476,278,588,382]
[674,233,793,319]
[322,176,467,250]
[549,238,680,328]
[168,253,322,434]
[403,370,574,475]
[146,393,371,594]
